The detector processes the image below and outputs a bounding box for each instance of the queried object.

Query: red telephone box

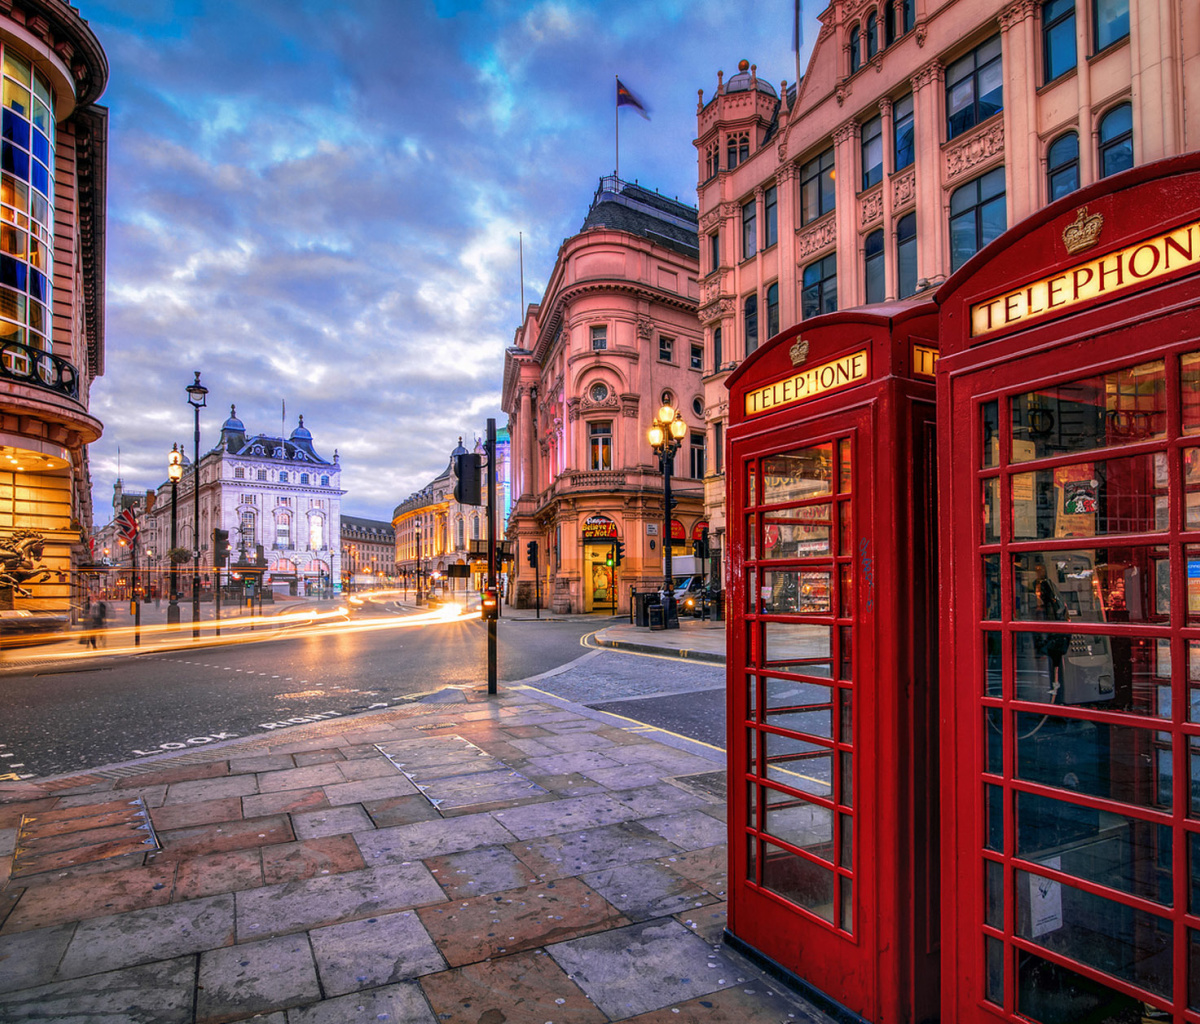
[936,155,1200,1023]
[724,305,941,1023]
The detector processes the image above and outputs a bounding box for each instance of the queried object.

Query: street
[1,608,728,779]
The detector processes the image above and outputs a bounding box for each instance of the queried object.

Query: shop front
[583,513,619,614]
[724,305,940,1023]
[936,156,1200,1023]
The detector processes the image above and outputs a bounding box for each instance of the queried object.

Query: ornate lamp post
[415,526,424,606]
[167,443,183,625]
[648,403,688,626]
[186,371,208,638]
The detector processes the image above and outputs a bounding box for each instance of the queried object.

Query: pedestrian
[87,598,107,648]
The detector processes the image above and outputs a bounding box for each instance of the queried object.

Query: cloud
[84,0,810,525]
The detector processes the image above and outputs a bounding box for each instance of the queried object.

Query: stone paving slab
[355,811,517,863]
[291,804,374,839]
[287,981,436,1024]
[0,953,196,1023]
[490,792,638,839]
[0,921,74,994]
[425,844,538,899]
[641,809,728,850]
[579,860,721,922]
[197,933,320,1023]
[509,821,683,881]
[308,908,445,996]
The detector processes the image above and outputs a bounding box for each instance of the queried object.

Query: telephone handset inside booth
[1015,553,1115,705]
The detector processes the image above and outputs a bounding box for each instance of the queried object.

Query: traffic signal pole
[132,535,140,647]
[486,418,497,695]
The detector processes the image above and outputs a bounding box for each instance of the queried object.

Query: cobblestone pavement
[0,677,837,1024]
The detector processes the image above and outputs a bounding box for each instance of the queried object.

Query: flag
[616,78,650,120]
[794,0,803,52]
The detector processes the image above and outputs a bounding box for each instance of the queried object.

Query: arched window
[901,0,915,32]
[1098,103,1133,178]
[275,515,291,549]
[766,282,780,339]
[949,167,1007,271]
[864,230,885,304]
[897,212,918,298]
[320,475,329,486]
[850,25,862,73]
[472,516,480,540]
[457,517,464,548]
[866,12,879,58]
[744,294,759,355]
[884,0,896,44]
[802,255,838,319]
[308,515,322,550]
[1046,132,1080,200]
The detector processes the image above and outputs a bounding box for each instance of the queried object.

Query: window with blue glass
[896,213,918,298]
[861,116,883,190]
[0,46,53,360]
[766,282,779,339]
[850,25,862,74]
[1098,103,1133,178]
[745,295,758,354]
[884,0,896,45]
[1042,0,1076,82]
[901,0,915,32]
[764,185,778,248]
[946,35,1003,139]
[742,197,757,260]
[950,166,1006,271]
[1047,131,1080,200]
[801,148,836,224]
[1093,0,1129,51]
[802,254,838,320]
[864,230,885,304]
[893,93,915,171]
[866,12,879,58]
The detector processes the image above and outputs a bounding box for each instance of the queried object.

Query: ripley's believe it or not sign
[744,349,870,417]
[970,214,1200,337]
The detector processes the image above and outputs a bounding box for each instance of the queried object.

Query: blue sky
[85,0,818,523]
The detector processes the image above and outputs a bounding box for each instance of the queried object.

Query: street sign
[117,509,138,542]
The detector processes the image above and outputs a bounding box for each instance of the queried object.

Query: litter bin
[634,591,657,627]
[648,602,666,630]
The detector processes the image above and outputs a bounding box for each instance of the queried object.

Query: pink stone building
[503,177,706,615]
[695,0,1199,575]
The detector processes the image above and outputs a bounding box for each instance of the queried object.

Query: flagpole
[614,74,619,178]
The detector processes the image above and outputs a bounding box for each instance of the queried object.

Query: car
[0,609,69,647]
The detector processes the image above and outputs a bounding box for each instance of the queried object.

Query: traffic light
[526,540,538,569]
[481,586,499,619]
[614,539,625,567]
[213,528,230,567]
[605,550,615,568]
[454,453,483,505]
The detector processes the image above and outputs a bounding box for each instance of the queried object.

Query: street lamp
[186,371,208,638]
[648,403,688,626]
[167,443,183,625]
[415,526,424,606]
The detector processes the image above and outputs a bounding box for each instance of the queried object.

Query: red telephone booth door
[728,407,875,1009]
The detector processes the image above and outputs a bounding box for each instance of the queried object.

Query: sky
[85,0,819,524]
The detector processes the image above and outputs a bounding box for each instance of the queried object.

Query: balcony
[1,340,79,400]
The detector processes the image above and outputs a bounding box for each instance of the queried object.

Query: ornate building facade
[392,433,510,598]
[138,408,344,598]
[340,515,395,591]
[502,177,705,615]
[694,0,1198,577]
[0,1,107,614]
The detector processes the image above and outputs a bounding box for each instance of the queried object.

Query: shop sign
[582,514,617,540]
[692,521,709,540]
[912,345,938,377]
[971,215,1200,337]
[671,519,686,541]
[745,349,869,417]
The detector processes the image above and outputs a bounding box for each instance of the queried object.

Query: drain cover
[12,796,160,878]
[667,769,726,801]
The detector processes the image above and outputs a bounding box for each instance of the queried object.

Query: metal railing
[0,339,79,400]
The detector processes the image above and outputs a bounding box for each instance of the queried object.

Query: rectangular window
[1043,0,1077,81]
[766,282,780,339]
[709,231,720,273]
[801,148,836,224]
[742,198,757,259]
[946,35,1003,139]
[861,116,883,190]
[896,212,918,298]
[234,467,244,479]
[1093,0,1128,51]
[659,335,674,362]
[240,494,256,505]
[713,326,723,371]
[257,469,266,481]
[590,325,607,351]
[690,432,706,479]
[713,421,724,474]
[589,421,612,471]
[802,254,838,320]
[893,93,914,171]
[949,166,1006,272]
[745,295,759,354]
[691,343,703,370]
[864,230,885,304]
[764,185,778,248]
[276,517,290,548]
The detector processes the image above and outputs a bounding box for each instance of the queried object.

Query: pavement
[0,610,845,1024]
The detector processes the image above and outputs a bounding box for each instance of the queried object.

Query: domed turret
[222,404,245,433]
[220,404,246,453]
[289,415,312,442]
[725,58,777,96]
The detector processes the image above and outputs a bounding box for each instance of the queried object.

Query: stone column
[999,0,1040,223]
[911,59,946,286]
[776,161,799,328]
[878,96,897,299]
[832,118,861,310]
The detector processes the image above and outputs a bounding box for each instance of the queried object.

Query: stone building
[0,1,107,615]
[140,408,344,599]
[340,515,395,591]
[502,176,705,615]
[694,0,1198,576]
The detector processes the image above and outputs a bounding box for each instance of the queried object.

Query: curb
[591,635,727,664]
